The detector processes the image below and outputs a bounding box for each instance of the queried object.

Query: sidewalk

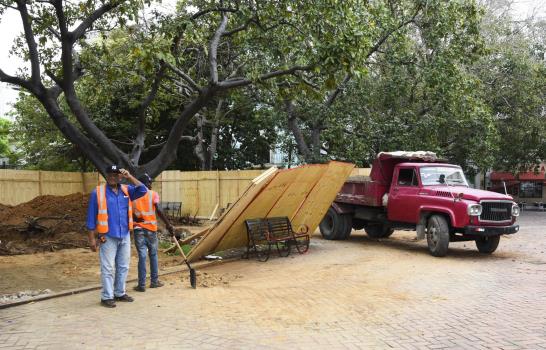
[1,212,545,349]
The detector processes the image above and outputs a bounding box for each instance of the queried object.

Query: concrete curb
[0,258,235,310]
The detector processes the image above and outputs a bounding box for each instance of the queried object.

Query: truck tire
[475,236,500,254]
[365,223,394,239]
[426,215,450,257]
[338,215,353,240]
[320,208,351,240]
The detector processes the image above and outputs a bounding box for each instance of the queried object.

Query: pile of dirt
[0,193,90,255]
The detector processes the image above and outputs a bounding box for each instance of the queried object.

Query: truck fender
[417,207,455,238]
[331,202,354,215]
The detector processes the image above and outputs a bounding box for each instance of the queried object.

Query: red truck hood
[427,186,514,202]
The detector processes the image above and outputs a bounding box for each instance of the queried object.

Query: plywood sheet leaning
[290,161,355,235]
[186,168,278,261]
[186,162,354,262]
[213,165,326,252]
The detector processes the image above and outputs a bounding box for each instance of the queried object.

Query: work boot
[100,299,116,308]
[133,285,146,292]
[114,294,134,302]
[150,281,164,288]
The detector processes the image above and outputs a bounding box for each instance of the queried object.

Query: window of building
[519,181,543,198]
[398,168,418,186]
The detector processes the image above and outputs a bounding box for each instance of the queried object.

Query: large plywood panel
[187,162,354,261]
[267,165,326,218]
[291,162,355,234]
[187,168,277,260]
[212,168,303,252]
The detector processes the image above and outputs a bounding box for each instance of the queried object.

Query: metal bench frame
[159,201,182,219]
[244,216,310,262]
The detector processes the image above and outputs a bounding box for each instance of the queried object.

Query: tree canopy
[2,0,545,174]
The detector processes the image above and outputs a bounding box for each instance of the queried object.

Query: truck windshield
[419,167,469,186]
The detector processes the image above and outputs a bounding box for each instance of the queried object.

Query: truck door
[388,167,420,223]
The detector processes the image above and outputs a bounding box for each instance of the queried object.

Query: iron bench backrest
[266,217,293,239]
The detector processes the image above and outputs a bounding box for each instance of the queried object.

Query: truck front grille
[480,201,512,222]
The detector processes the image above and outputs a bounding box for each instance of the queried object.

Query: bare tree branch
[217,65,313,89]
[190,7,239,20]
[222,17,255,36]
[71,1,123,43]
[366,3,422,60]
[164,61,202,93]
[0,69,34,92]
[209,14,228,84]
[324,73,352,107]
[130,64,167,164]
[16,0,41,86]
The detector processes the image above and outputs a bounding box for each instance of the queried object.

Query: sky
[0,0,545,121]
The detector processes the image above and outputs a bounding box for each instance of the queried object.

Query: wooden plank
[291,162,355,235]
[187,163,354,260]
[186,169,277,261]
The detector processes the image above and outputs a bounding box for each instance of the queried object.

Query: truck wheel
[426,215,450,257]
[320,208,351,240]
[365,223,394,239]
[338,215,353,240]
[475,236,500,254]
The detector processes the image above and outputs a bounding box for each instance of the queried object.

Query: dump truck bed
[335,176,386,207]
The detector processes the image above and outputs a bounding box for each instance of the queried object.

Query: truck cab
[320,152,520,257]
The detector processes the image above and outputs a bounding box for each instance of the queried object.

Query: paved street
[1,211,545,349]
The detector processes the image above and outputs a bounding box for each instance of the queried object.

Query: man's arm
[119,168,147,200]
[156,204,175,235]
[86,190,98,252]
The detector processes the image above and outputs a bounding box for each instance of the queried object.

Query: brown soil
[0,193,90,255]
[0,193,206,255]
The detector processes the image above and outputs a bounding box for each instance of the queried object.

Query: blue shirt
[86,183,148,239]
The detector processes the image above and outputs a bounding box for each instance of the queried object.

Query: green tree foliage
[475,1,546,171]
[3,0,544,174]
[0,118,11,159]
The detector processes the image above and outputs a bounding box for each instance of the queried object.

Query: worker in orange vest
[133,173,175,292]
[86,165,147,308]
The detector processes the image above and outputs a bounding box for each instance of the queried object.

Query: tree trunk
[285,99,312,161]
[195,115,207,171]
[207,98,223,170]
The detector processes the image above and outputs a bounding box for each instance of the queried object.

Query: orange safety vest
[132,190,158,231]
[96,184,134,234]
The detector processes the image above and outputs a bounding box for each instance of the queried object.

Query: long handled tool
[172,236,197,289]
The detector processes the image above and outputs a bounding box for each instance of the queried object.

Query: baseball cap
[106,165,121,174]
[138,173,152,185]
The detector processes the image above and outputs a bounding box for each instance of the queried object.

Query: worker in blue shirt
[86,165,147,308]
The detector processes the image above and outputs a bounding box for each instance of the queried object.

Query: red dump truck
[319,152,520,256]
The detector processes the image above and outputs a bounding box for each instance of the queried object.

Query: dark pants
[134,228,159,287]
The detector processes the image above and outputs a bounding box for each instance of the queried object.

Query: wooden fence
[0,167,370,217]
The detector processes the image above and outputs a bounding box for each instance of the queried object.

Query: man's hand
[88,230,98,252]
[119,168,130,178]
[119,168,143,186]
[89,236,98,252]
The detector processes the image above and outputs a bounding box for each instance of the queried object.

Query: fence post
[38,170,43,196]
[216,169,221,207]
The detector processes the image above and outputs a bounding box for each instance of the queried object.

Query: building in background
[489,163,546,205]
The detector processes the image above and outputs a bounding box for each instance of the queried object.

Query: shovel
[172,235,197,289]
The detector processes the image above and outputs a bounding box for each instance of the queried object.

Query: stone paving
[1,211,545,349]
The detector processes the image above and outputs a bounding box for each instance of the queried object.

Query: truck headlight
[512,204,520,217]
[467,204,482,216]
